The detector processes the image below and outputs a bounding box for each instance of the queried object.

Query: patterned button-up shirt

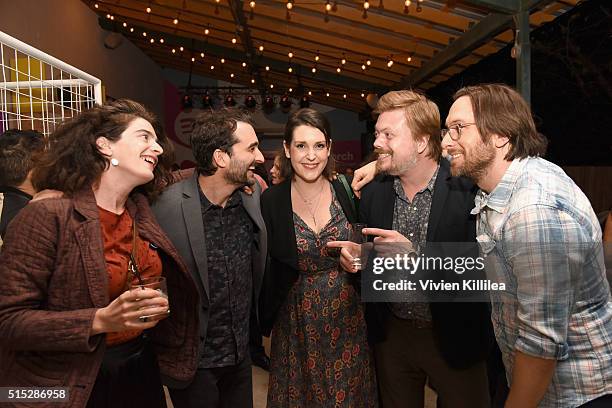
[390,164,439,322]
[199,188,253,368]
[473,157,612,407]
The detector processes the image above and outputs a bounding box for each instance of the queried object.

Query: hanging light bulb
[251,78,256,84]
[343,94,347,99]
[94,3,99,9]
[151,38,156,44]
[146,6,151,13]
[210,65,215,70]
[286,0,293,10]
[201,52,205,58]
[130,27,134,32]
[160,38,165,44]
[315,54,320,62]
[242,62,247,67]
[123,22,127,28]
[179,46,184,51]
[325,0,331,11]
[288,52,293,58]
[221,58,225,63]
[172,49,176,54]
[289,87,293,92]
[308,91,312,96]
[265,65,270,71]
[361,64,366,70]
[406,55,412,62]
[326,92,330,97]
[387,59,394,68]
[341,57,346,65]
[231,37,237,44]
[230,73,235,78]
[270,84,274,89]
[405,0,411,5]
[142,32,147,37]
[173,18,179,24]
[312,67,317,73]
[259,45,264,52]
[336,67,341,73]
[204,28,210,35]
[191,57,195,62]
[366,59,371,66]
[363,0,370,9]
[361,92,365,98]
[288,67,293,73]
[249,1,256,8]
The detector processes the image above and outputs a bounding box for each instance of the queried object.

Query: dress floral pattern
[267,192,378,408]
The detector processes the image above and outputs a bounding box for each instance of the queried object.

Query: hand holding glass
[129,276,170,322]
[349,223,367,270]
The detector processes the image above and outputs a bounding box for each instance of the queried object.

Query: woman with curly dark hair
[0,100,199,407]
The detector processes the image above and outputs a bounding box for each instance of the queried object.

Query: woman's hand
[91,288,169,335]
[351,161,377,198]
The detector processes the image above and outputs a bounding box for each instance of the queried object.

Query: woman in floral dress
[260,108,377,407]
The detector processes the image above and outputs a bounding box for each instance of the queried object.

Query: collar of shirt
[198,186,242,212]
[0,185,33,200]
[393,163,440,202]
[471,157,531,215]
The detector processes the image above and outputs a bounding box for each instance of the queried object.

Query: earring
[110,158,119,166]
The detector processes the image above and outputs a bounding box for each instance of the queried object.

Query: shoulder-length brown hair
[453,84,547,160]
[280,108,335,180]
[32,99,174,199]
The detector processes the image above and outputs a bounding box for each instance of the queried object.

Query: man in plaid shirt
[441,83,612,407]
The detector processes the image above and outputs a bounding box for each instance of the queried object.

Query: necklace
[293,181,325,229]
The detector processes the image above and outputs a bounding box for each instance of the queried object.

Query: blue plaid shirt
[473,157,612,407]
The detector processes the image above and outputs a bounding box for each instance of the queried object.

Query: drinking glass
[130,276,169,321]
[349,223,367,270]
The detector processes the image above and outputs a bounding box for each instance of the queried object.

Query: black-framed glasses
[440,123,476,141]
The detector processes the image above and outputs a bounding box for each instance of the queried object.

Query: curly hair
[280,108,335,180]
[190,108,253,176]
[31,99,174,199]
[0,129,45,187]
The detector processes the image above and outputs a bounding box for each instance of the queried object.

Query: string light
[270,84,274,88]
[325,0,331,11]
[173,18,179,25]
[150,38,155,43]
[204,28,210,35]
[407,55,412,62]
[142,32,147,37]
[363,0,370,9]
[160,38,165,44]
[288,67,293,73]
[387,58,394,68]
[336,67,341,73]
[312,67,317,73]
[249,1,256,8]
[242,62,247,67]
[308,91,312,96]
[221,58,225,63]
[315,52,320,62]
[172,48,176,54]
[259,45,264,52]
[343,94,347,99]
[288,52,293,58]
[232,38,237,44]
[146,7,151,13]
[286,0,293,10]
[361,92,365,97]
[366,59,372,65]
[94,3,99,9]
[361,64,366,70]
[122,22,127,28]
[130,28,134,32]
[289,87,293,92]
[251,78,256,84]
[210,65,215,70]
[326,92,330,97]
[201,52,205,57]
[265,65,270,71]
[230,73,235,78]
[191,57,195,62]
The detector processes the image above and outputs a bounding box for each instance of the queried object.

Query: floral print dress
[267,192,378,408]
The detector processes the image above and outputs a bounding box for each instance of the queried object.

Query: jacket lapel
[181,174,210,298]
[427,160,450,241]
[73,189,109,308]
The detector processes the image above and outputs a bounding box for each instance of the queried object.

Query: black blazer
[360,159,493,369]
[259,178,358,336]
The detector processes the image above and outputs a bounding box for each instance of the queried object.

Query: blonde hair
[375,90,441,161]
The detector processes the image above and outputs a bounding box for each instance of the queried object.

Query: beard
[224,158,255,187]
[375,149,418,176]
[452,141,495,182]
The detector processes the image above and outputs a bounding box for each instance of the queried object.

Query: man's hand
[363,227,416,258]
[351,161,377,198]
[327,240,362,273]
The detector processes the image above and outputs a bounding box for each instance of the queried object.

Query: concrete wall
[0,0,164,118]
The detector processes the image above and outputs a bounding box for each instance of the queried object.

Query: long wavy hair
[31,99,174,199]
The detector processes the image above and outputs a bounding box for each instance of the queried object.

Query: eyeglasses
[440,123,476,141]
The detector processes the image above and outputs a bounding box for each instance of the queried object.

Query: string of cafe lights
[95,3,425,105]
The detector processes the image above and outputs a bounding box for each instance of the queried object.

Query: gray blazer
[152,172,267,382]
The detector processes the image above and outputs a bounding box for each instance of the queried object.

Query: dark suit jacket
[0,186,32,239]
[152,172,267,385]
[259,178,358,336]
[360,159,493,369]
[0,189,200,407]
